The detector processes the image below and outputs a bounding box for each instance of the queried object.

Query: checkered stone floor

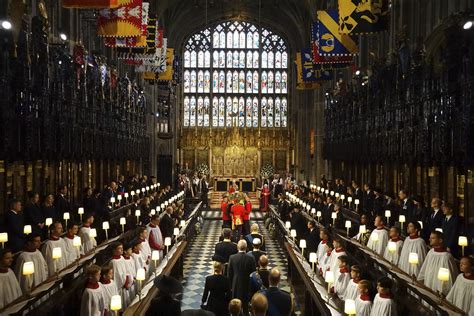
[202,210,265,220]
[181,218,289,311]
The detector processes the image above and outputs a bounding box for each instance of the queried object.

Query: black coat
[214,241,237,263]
[228,252,256,305]
[146,295,181,316]
[202,274,231,315]
[54,194,70,216]
[24,202,44,235]
[160,213,175,238]
[261,287,292,316]
[244,233,265,251]
[290,212,307,239]
[5,210,25,253]
[306,228,320,255]
[373,195,386,217]
[442,215,461,258]
[426,209,445,233]
[247,250,266,267]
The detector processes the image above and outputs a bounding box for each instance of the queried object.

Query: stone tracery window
[183,21,288,128]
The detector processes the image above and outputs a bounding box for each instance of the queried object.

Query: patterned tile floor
[202,210,265,220]
[181,217,289,311]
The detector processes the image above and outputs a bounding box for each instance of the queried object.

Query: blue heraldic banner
[316,9,358,56]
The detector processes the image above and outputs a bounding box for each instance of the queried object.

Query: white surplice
[333,269,351,300]
[79,225,97,254]
[0,268,22,309]
[14,250,48,294]
[327,248,346,278]
[417,248,458,295]
[383,239,403,265]
[111,255,134,308]
[101,280,119,316]
[446,274,474,316]
[316,240,329,269]
[366,228,389,256]
[80,283,105,316]
[370,293,396,316]
[344,278,359,301]
[63,235,82,265]
[355,295,372,316]
[398,236,427,276]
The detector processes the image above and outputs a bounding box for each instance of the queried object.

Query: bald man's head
[251,293,268,315]
[237,240,247,251]
[229,299,242,316]
[269,267,281,286]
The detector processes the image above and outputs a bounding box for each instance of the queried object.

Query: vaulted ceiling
[154,0,328,53]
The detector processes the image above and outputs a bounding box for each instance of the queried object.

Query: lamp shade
[359,225,366,234]
[146,186,150,191]
[347,197,353,202]
[117,195,122,201]
[131,191,135,196]
[141,188,145,193]
[325,271,335,283]
[0,232,8,243]
[344,299,356,314]
[458,236,468,247]
[335,193,340,198]
[89,228,97,238]
[135,189,140,194]
[135,210,141,217]
[110,197,115,203]
[136,268,146,281]
[330,191,335,196]
[73,235,81,247]
[124,192,129,198]
[285,221,291,229]
[408,252,419,264]
[340,194,345,200]
[150,209,156,215]
[435,228,443,233]
[52,247,62,259]
[387,241,397,253]
[120,217,126,225]
[24,225,32,235]
[173,227,180,236]
[385,210,391,218]
[45,218,53,226]
[311,208,316,214]
[157,206,161,213]
[317,186,321,191]
[110,295,122,311]
[437,267,450,282]
[102,221,110,230]
[78,207,84,215]
[63,212,70,220]
[325,189,329,194]
[180,220,186,227]
[306,205,311,211]
[22,261,35,276]
[309,252,317,263]
[151,250,160,261]
[354,199,360,205]
[331,212,337,219]
[299,239,307,249]
[164,237,172,246]
[345,220,352,228]
[316,211,322,217]
[290,229,297,238]
[399,215,406,223]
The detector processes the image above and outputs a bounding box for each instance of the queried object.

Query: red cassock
[231,204,245,226]
[261,188,270,212]
[221,202,230,221]
[229,187,236,194]
[244,202,252,221]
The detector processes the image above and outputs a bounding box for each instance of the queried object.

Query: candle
[344,299,356,315]
[418,221,423,229]
[458,236,468,256]
[110,295,122,312]
[45,218,53,227]
[24,225,32,235]
[354,199,360,205]
[89,228,97,239]
[63,212,70,220]
[135,189,140,195]
[146,186,150,191]
[306,205,311,211]
[173,227,180,236]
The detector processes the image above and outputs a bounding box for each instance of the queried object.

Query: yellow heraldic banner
[338,0,389,35]
[97,0,143,37]
[143,48,175,81]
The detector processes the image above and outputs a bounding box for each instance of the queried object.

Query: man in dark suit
[290,207,307,240]
[160,206,176,239]
[54,184,70,217]
[363,183,375,213]
[214,228,238,263]
[373,188,386,218]
[260,268,292,316]
[247,238,266,268]
[442,202,461,258]
[323,196,335,227]
[5,199,26,252]
[23,192,45,237]
[398,189,415,223]
[352,181,363,204]
[306,220,320,256]
[245,223,265,251]
[425,197,445,240]
[228,240,256,315]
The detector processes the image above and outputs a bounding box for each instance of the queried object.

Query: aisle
[181,218,290,311]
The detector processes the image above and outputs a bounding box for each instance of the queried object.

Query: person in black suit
[363,183,375,213]
[24,192,45,237]
[351,181,363,205]
[247,238,266,268]
[214,229,238,264]
[260,268,292,316]
[200,176,209,209]
[333,203,344,229]
[244,223,265,251]
[277,194,290,221]
[306,220,320,257]
[5,199,25,253]
[323,196,335,227]
[146,275,182,316]
[228,240,256,315]
[289,207,307,240]
[398,189,415,223]
[425,198,445,241]
[54,184,70,218]
[160,206,176,239]
[372,188,386,218]
[442,202,461,258]
[201,261,231,315]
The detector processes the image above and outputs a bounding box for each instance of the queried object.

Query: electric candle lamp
[354,199,360,211]
[151,250,160,269]
[136,268,146,300]
[110,197,115,204]
[299,239,306,258]
[110,295,122,315]
[173,227,180,236]
[325,271,335,301]
[150,208,156,216]
[124,192,129,199]
[290,229,297,240]
[316,211,322,222]
[45,217,53,227]
[89,228,97,239]
[348,196,353,208]
[120,217,126,233]
[340,194,345,201]
[157,206,161,213]
[331,212,337,226]
[344,299,356,316]
[438,267,450,295]
[388,241,397,254]
[131,191,135,196]
[135,189,140,195]
[135,209,141,224]
[309,252,317,272]
[165,237,172,254]
[73,235,81,259]
[325,189,329,195]
[385,210,391,223]
[146,186,150,191]
[345,220,352,236]
[180,220,186,228]
[52,247,62,273]
[22,261,35,293]
[285,221,291,229]
[399,215,406,231]
[24,225,32,235]
[311,208,316,216]
[330,191,335,196]
[408,252,419,277]
[141,188,145,193]
[63,212,70,228]
[78,207,84,221]
[0,232,8,248]
[335,192,340,198]
[102,221,110,240]
[458,236,468,256]
[306,205,311,211]
[359,225,366,234]
[117,195,122,202]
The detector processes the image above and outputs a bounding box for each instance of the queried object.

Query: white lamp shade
[435,228,443,233]
[124,192,129,198]
[316,211,322,217]
[437,267,450,282]
[131,191,135,196]
[385,210,391,217]
[157,206,161,213]
[52,247,62,259]
[164,237,172,246]
[311,208,316,214]
[399,215,406,223]
[331,212,337,219]
[89,228,97,238]
[285,221,291,229]
[45,218,53,226]
[306,205,311,211]
[165,201,169,206]
[110,295,122,311]
[161,204,165,209]
[344,299,356,314]
[135,189,140,194]
[371,232,379,242]
[117,195,122,201]
[0,232,8,243]
[151,250,160,261]
[73,235,82,247]
[335,193,340,198]
[23,225,32,235]
[135,209,141,217]
[110,197,115,203]
[354,199,360,205]
[150,209,156,215]
[359,225,366,234]
[22,261,35,276]
[325,271,335,283]
[330,191,335,196]
[146,186,150,191]
[299,239,307,249]
[458,236,468,247]
[418,221,424,229]
[78,207,84,215]
[309,252,317,263]
[136,268,146,281]
[141,188,145,193]
[408,252,419,264]
[174,227,180,236]
[120,217,126,225]
[317,186,321,191]
[347,197,353,202]
[102,221,110,230]
[325,189,329,194]
[345,220,352,228]
[63,212,70,220]
[290,229,297,238]
[387,241,397,253]
[180,220,186,227]
[340,194,345,200]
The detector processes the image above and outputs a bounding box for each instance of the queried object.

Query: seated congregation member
[110,242,134,308]
[306,220,320,256]
[79,213,97,253]
[383,226,403,265]
[214,228,238,264]
[63,222,82,265]
[42,221,68,276]
[100,265,119,316]
[366,216,389,256]
[446,256,474,314]
[15,234,48,294]
[418,231,458,295]
[0,249,22,309]
[355,280,372,316]
[146,215,164,261]
[146,275,182,316]
[398,221,427,276]
[316,228,330,268]
[327,238,346,278]
[137,227,152,267]
[333,255,351,300]
[260,268,292,316]
[344,265,362,301]
[80,264,106,316]
[228,298,242,316]
[441,202,461,258]
[201,261,231,316]
[221,195,232,228]
[370,277,397,316]
[250,255,270,297]
[247,238,266,268]
[245,223,265,251]
[251,293,269,316]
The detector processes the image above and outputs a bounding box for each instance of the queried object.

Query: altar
[214,177,257,192]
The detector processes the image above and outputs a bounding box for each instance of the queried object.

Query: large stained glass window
[183,21,288,128]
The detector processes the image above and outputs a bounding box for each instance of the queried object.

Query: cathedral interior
[0,0,473,315]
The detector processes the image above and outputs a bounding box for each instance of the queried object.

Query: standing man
[160,206,176,239]
[441,203,461,258]
[54,184,70,218]
[221,195,232,229]
[425,198,445,241]
[260,268,293,316]
[6,199,25,253]
[398,189,415,224]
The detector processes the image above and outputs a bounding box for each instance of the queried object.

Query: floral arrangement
[261,163,275,179]
[195,163,210,176]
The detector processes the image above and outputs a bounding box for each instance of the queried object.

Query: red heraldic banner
[62,0,119,8]
[97,0,143,37]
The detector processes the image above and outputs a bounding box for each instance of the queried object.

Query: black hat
[153,275,183,294]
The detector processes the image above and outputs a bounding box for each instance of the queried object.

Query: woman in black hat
[146,275,183,316]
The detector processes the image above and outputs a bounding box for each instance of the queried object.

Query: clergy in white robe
[344,265,361,301]
[398,222,427,276]
[63,223,82,265]
[15,235,48,294]
[42,225,69,276]
[0,249,22,309]
[79,214,97,254]
[80,264,106,316]
[417,232,458,295]
[100,265,119,316]
[366,216,389,256]
[146,215,164,261]
[382,227,403,265]
[370,277,396,316]
[446,257,474,315]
